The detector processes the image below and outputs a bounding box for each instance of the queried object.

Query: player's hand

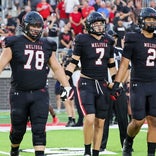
[110,82,122,101]
[60,86,74,101]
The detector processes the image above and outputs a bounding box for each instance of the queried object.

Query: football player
[65,11,117,156]
[111,7,156,156]
[0,11,71,156]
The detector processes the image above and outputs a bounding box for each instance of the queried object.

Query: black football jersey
[4,35,57,90]
[123,32,156,82]
[73,33,114,80]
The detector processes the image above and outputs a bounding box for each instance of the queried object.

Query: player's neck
[24,34,36,42]
[142,30,154,38]
[90,34,102,40]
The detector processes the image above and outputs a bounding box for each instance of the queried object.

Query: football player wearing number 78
[0,11,71,156]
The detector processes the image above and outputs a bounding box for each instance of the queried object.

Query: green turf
[0,110,148,156]
[0,128,147,156]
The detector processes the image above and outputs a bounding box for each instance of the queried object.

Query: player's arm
[115,56,130,83]
[108,57,117,82]
[65,54,80,80]
[0,47,12,74]
[110,56,130,100]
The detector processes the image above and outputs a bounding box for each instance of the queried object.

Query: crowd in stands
[0,0,154,51]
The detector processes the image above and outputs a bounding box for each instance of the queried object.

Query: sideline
[0,148,117,156]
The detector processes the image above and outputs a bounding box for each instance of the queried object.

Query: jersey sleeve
[3,36,16,48]
[108,35,115,58]
[46,37,57,51]
[73,34,83,56]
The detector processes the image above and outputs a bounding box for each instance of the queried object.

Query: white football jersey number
[146,48,156,66]
[24,50,44,70]
[95,48,104,65]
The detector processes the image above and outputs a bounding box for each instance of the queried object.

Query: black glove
[60,86,74,101]
[110,82,122,101]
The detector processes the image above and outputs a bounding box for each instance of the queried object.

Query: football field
[0,110,148,156]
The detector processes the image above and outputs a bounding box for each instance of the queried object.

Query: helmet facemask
[26,24,43,40]
[90,21,105,36]
[21,11,44,40]
[85,12,106,36]
[139,7,156,33]
[142,18,156,33]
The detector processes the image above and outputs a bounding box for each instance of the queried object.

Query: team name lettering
[91,43,107,48]
[144,43,156,48]
[25,44,43,50]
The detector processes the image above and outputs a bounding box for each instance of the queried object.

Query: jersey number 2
[146,48,156,66]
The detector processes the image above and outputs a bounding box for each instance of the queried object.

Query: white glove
[60,86,73,101]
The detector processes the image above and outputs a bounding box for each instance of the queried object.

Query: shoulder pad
[3,36,18,48]
[124,32,140,43]
[75,33,87,43]
[104,34,115,45]
[43,37,57,51]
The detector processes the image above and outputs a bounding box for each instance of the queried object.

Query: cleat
[10,150,19,156]
[72,122,83,127]
[122,139,133,156]
[65,120,75,127]
[52,116,59,125]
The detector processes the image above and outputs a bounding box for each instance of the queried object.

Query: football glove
[110,82,123,101]
[60,86,74,101]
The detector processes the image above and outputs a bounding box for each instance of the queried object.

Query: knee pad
[32,124,46,146]
[10,126,26,144]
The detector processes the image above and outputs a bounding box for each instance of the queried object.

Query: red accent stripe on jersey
[76,82,86,116]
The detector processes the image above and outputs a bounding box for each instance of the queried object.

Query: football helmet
[138,7,156,33]
[21,11,44,40]
[85,12,106,35]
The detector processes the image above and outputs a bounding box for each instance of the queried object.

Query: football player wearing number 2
[65,11,116,156]
[0,11,71,156]
[111,7,156,156]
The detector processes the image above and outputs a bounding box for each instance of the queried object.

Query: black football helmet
[85,12,106,35]
[138,7,156,33]
[21,11,44,40]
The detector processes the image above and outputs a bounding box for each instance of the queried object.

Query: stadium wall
[0,70,57,110]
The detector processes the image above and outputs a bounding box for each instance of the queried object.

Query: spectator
[58,22,73,50]
[93,0,102,11]
[120,0,134,28]
[17,5,31,25]
[29,0,41,11]
[47,13,60,46]
[81,0,95,19]
[69,5,83,35]
[55,0,69,28]
[64,0,80,17]
[97,1,110,19]
[113,18,126,48]
[36,0,53,20]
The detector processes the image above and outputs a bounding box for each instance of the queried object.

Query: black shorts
[9,88,49,126]
[76,77,110,119]
[130,81,156,120]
